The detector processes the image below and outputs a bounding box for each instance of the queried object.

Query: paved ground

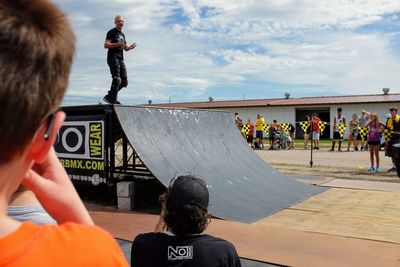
[255,148,400,183]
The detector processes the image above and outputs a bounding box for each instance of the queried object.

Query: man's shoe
[375,167,380,172]
[103,95,121,104]
[103,95,114,104]
[368,167,375,172]
[387,166,396,172]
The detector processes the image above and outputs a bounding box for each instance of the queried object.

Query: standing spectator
[311,113,321,150]
[245,118,255,147]
[288,123,295,149]
[303,116,312,150]
[234,113,242,129]
[269,120,280,150]
[255,114,265,149]
[366,114,385,172]
[347,113,360,151]
[234,113,245,138]
[131,175,242,267]
[272,120,281,131]
[330,108,346,152]
[385,107,400,173]
[358,110,370,150]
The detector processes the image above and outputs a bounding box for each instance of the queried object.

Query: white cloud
[55,0,400,104]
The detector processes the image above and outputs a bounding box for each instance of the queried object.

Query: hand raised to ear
[23,148,93,225]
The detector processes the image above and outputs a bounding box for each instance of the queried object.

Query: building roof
[150,93,400,109]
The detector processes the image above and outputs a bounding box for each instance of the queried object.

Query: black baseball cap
[167,175,209,210]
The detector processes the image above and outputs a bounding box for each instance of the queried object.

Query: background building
[151,91,400,138]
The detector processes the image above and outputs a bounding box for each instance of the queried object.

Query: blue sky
[54,0,400,106]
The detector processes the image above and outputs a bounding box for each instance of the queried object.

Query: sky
[54,0,400,106]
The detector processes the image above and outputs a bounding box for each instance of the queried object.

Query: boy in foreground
[0,1,128,266]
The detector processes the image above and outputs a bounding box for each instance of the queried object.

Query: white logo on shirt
[167,246,193,260]
[117,34,125,42]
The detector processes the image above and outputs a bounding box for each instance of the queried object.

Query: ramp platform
[114,106,325,222]
[57,104,325,223]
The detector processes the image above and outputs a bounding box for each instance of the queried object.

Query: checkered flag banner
[358,127,368,141]
[262,124,270,136]
[242,124,250,135]
[337,124,346,138]
[383,129,392,142]
[317,121,327,132]
[300,121,310,134]
[280,123,289,133]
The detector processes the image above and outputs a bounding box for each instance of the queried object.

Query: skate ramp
[114,106,325,223]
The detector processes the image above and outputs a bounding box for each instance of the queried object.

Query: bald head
[114,15,124,30]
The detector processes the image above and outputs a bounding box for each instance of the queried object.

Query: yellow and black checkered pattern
[383,129,392,142]
[242,124,250,135]
[280,123,289,133]
[262,124,270,136]
[337,124,346,138]
[358,127,368,141]
[300,121,309,134]
[317,121,327,132]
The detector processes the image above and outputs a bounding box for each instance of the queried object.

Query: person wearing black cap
[131,175,241,267]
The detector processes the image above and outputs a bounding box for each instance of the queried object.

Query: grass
[261,138,354,149]
[294,138,333,148]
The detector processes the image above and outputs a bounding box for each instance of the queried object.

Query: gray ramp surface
[115,106,325,223]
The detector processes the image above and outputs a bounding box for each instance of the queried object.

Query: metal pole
[310,120,313,167]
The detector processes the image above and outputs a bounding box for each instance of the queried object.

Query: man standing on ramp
[103,15,136,104]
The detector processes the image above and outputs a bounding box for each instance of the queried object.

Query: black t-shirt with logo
[131,232,242,267]
[106,28,126,59]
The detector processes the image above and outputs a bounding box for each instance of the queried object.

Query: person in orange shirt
[0,1,128,266]
[311,113,321,150]
[245,118,255,147]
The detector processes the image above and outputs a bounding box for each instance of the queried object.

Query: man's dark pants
[106,55,128,102]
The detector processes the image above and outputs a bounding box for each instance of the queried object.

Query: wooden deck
[89,186,400,267]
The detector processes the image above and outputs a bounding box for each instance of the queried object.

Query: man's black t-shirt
[106,28,126,59]
[131,232,242,267]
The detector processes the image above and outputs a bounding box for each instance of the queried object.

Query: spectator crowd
[234,106,400,174]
